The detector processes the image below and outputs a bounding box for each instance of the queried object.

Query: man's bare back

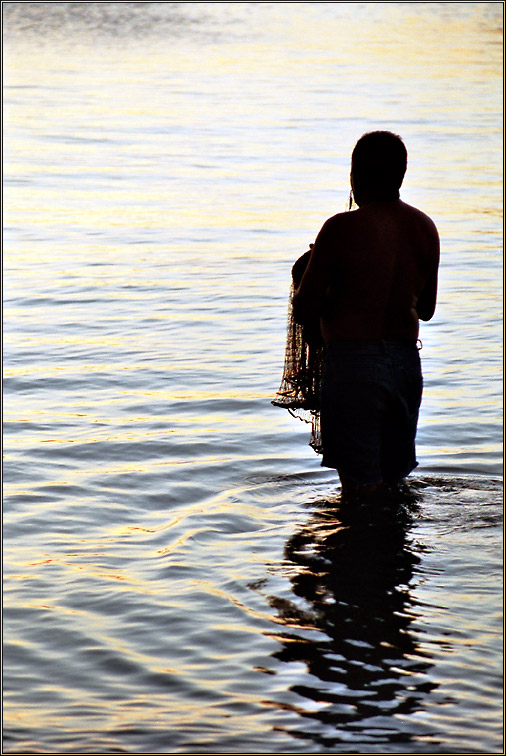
[293,199,439,343]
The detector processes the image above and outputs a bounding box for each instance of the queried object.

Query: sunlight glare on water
[3,2,503,753]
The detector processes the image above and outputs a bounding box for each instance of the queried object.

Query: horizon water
[3,3,503,754]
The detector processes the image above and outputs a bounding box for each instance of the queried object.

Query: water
[3,2,503,753]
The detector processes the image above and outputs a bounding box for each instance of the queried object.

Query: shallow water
[3,3,503,754]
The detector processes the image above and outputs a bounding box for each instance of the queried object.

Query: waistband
[325,339,420,356]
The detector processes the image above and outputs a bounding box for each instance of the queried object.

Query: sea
[2,2,503,754]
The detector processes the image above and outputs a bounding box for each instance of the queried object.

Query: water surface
[3,3,503,753]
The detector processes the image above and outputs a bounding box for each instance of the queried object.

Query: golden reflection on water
[3,3,503,752]
[4,6,502,237]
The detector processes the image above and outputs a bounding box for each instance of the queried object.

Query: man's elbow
[293,290,314,325]
[416,302,436,322]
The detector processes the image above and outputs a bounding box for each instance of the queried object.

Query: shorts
[320,339,423,486]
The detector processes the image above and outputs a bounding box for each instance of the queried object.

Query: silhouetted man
[293,131,439,498]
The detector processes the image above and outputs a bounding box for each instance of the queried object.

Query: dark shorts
[320,340,423,486]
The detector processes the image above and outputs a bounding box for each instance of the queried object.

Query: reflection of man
[294,131,440,498]
[266,497,435,744]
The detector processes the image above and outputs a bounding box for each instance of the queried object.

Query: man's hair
[351,131,407,198]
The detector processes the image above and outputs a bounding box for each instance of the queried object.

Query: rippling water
[3,3,503,753]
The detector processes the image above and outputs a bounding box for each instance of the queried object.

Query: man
[293,131,439,498]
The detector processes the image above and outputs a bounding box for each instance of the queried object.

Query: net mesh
[272,249,325,453]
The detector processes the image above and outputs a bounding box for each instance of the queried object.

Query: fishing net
[272,248,325,453]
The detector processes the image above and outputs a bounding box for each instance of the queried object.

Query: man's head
[351,131,407,204]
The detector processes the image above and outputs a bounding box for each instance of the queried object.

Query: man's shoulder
[399,201,438,235]
[327,208,355,223]
[320,210,354,234]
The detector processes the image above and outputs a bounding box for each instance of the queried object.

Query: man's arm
[416,269,438,321]
[416,222,440,322]
[292,221,332,326]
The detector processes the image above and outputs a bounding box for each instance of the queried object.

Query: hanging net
[272,248,325,453]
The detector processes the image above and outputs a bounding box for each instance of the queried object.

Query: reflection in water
[264,486,440,749]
